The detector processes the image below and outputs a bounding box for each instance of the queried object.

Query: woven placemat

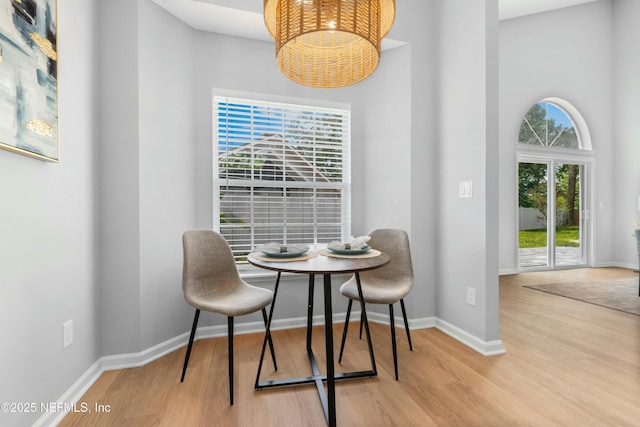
[319,248,381,259]
[249,251,318,262]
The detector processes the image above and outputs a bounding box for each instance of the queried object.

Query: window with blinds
[214,95,351,263]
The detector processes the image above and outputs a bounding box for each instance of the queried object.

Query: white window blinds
[213,95,351,263]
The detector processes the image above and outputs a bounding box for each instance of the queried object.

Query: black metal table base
[254,272,377,427]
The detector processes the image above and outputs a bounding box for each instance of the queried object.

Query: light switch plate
[459,181,473,198]
[63,319,73,349]
[467,287,476,306]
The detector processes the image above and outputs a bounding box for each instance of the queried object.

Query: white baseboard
[359,313,505,356]
[499,268,519,276]
[602,261,637,270]
[435,318,506,356]
[41,313,501,426]
[353,309,436,330]
[33,360,103,427]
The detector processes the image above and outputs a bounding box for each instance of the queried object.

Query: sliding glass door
[518,160,586,269]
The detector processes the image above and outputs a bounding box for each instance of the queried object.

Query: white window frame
[517,97,592,151]
[212,89,352,265]
[515,97,595,270]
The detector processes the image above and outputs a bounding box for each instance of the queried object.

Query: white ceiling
[499,0,600,20]
[151,0,271,42]
[151,0,602,41]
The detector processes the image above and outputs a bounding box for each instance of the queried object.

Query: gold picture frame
[0,0,59,162]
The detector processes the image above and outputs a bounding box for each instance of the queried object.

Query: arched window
[518,98,591,151]
[516,98,592,270]
[519,101,580,149]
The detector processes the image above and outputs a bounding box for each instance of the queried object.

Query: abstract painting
[0,0,58,161]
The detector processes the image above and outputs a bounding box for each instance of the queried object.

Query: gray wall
[17,0,640,424]
[435,0,500,342]
[499,0,615,272]
[613,0,640,267]
[373,0,438,319]
[138,0,197,352]
[0,1,100,426]
[0,3,499,423]
[189,1,430,322]
[98,0,142,356]
[98,0,197,356]
[95,0,438,353]
[97,0,476,348]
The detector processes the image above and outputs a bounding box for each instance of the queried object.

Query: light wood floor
[60,267,640,426]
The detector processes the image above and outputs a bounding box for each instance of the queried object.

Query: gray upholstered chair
[180,229,276,405]
[338,228,413,380]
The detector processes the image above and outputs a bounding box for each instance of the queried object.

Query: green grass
[519,226,580,248]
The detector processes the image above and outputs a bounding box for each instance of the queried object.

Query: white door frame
[517,148,594,271]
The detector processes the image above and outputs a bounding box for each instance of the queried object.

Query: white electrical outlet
[466,287,477,306]
[63,319,73,349]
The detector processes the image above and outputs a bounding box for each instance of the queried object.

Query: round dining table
[249,249,390,427]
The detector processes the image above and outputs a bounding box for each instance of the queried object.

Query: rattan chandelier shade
[264,0,396,88]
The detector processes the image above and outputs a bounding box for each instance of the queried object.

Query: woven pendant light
[264,0,396,88]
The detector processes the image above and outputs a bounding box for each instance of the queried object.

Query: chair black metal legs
[339,298,412,380]
[179,310,236,405]
[389,304,398,380]
[229,314,279,405]
[400,299,413,351]
[228,316,234,405]
[389,299,413,380]
[181,309,200,382]
[181,308,277,406]
[338,299,353,363]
